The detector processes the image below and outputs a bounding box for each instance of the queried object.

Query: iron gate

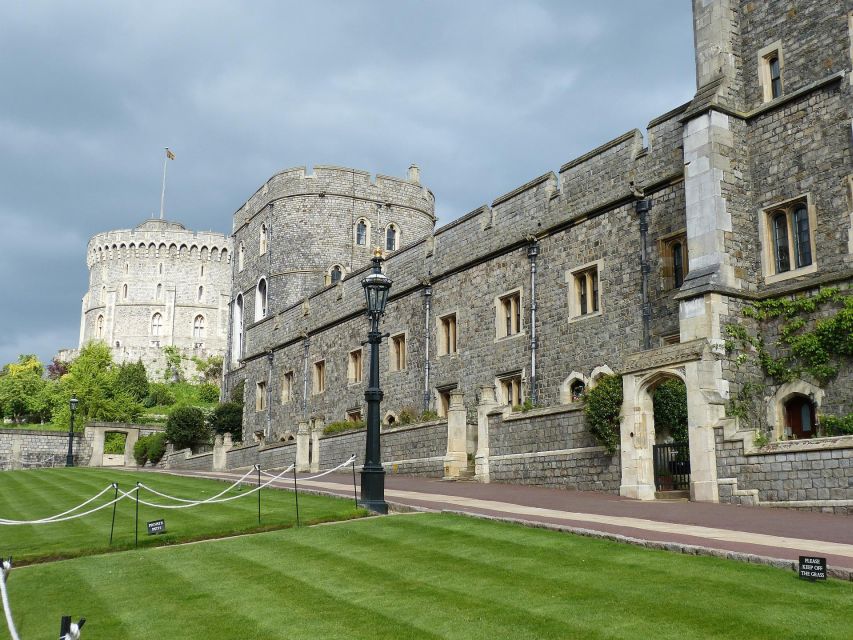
[652,442,690,491]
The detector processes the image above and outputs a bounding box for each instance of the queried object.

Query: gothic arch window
[193,315,205,339]
[255,277,268,320]
[763,198,815,281]
[385,223,399,251]
[570,380,586,402]
[122,284,128,299]
[260,223,268,255]
[197,285,204,302]
[158,262,163,275]
[355,218,370,246]
[233,294,244,363]
[101,286,107,304]
[329,265,343,284]
[238,243,245,271]
[96,314,104,338]
[151,313,163,336]
[156,283,162,300]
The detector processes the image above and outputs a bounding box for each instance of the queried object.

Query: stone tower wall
[79,219,232,379]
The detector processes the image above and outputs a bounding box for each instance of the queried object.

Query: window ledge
[763,263,818,285]
[494,332,526,344]
[569,310,603,323]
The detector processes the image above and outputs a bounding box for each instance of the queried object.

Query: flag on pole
[165,148,175,160]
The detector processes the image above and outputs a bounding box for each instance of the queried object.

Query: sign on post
[798,556,827,581]
[147,519,166,536]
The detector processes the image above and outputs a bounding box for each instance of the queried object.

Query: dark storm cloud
[0,0,694,366]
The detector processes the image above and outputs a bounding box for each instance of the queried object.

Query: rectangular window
[313,360,326,394]
[660,234,689,290]
[498,374,523,408]
[762,198,816,282]
[569,264,601,318]
[436,385,456,418]
[391,333,406,371]
[439,313,457,355]
[347,409,363,423]
[496,291,521,338]
[759,44,783,102]
[348,349,363,384]
[256,381,267,412]
[281,371,294,403]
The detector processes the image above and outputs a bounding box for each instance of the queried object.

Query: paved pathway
[141,468,853,578]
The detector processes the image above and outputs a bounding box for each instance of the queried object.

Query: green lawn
[3,514,851,639]
[0,468,362,563]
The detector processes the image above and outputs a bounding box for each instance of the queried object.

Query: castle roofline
[134,218,188,232]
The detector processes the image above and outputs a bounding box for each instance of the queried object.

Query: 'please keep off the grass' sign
[798,556,827,581]
[147,519,166,535]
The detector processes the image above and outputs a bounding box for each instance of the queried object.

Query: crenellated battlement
[233,165,435,232]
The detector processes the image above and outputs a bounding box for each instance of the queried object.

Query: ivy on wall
[652,379,688,443]
[583,375,622,455]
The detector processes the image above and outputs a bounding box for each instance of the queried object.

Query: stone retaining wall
[0,429,85,470]
[715,427,852,515]
[486,406,620,492]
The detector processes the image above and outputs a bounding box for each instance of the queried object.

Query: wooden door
[785,397,815,439]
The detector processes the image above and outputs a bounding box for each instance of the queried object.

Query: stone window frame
[435,383,457,418]
[758,194,818,285]
[389,331,407,372]
[347,348,364,385]
[122,283,128,300]
[346,407,363,423]
[566,259,603,321]
[383,411,399,427]
[757,41,784,103]
[765,380,824,442]
[589,365,614,388]
[232,294,244,364]
[495,371,524,407]
[155,283,162,300]
[559,372,589,404]
[238,243,245,272]
[385,222,400,252]
[96,314,104,338]
[494,288,523,341]
[326,264,344,286]
[197,285,204,302]
[355,217,371,247]
[259,223,268,256]
[102,285,107,304]
[255,277,268,321]
[437,311,458,356]
[281,370,294,404]
[255,380,267,412]
[192,314,205,339]
[658,230,688,291]
[312,359,326,395]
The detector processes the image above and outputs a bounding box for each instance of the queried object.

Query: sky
[0,0,695,368]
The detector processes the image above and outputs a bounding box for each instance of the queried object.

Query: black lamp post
[360,250,392,514]
[65,396,78,467]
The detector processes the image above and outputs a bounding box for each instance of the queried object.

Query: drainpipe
[422,283,432,412]
[266,350,274,438]
[527,239,540,404]
[302,336,310,418]
[635,199,652,350]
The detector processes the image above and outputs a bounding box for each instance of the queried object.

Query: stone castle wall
[0,429,84,469]
[73,218,232,379]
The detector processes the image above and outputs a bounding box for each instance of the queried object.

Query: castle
[73,0,853,510]
[63,219,232,378]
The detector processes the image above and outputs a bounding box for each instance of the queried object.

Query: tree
[162,345,183,382]
[653,379,689,443]
[208,402,243,440]
[165,406,209,450]
[116,359,149,401]
[191,354,223,384]
[0,355,48,422]
[47,358,69,380]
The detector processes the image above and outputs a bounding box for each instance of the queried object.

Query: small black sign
[147,519,166,536]
[798,556,827,581]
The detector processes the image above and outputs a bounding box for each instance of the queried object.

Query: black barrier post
[257,464,261,525]
[109,483,118,545]
[351,454,358,508]
[59,616,86,639]
[134,482,140,548]
[292,465,300,527]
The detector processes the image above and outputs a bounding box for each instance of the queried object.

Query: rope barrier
[135,465,295,510]
[1,559,21,640]
[259,455,356,481]
[0,484,121,526]
[134,467,257,504]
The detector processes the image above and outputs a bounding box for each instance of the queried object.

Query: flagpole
[159,150,169,220]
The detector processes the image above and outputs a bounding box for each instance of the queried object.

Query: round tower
[228,165,435,363]
[77,219,233,378]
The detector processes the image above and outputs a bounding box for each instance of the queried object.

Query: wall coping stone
[320,418,448,441]
[503,403,582,423]
[0,429,82,437]
[748,435,853,457]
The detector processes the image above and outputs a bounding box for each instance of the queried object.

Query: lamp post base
[65,455,74,467]
[360,465,388,514]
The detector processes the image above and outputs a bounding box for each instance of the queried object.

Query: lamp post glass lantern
[360,251,392,514]
[66,396,79,467]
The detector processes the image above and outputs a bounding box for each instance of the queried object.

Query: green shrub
[821,413,853,436]
[165,406,209,450]
[133,436,150,466]
[208,402,243,439]
[103,432,127,454]
[230,380,246,404]
[323,420,366,435]
[421,410,440,422]
[147,383,176,407]
[197,383,220,403]
[146,432,167,464]
[116,360,149,401]
[583,375,623,455]
[652,379,688,443]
